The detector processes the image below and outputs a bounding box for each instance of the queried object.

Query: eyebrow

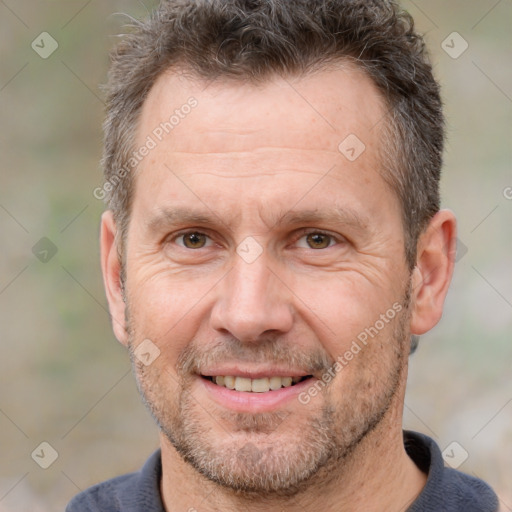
[273,208,370,232]
[145,207,221,234]
[145,205,371,236]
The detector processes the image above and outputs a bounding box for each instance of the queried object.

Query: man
[68,0,499,510]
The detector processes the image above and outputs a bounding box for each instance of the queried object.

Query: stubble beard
[126,286,412,498]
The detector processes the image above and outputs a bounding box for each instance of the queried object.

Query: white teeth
[251,378,270,393]
[223,375,235,389]
[281,377,293,388]
[235,377,252,392]
[269,376,283,390]
[210,375,305,392]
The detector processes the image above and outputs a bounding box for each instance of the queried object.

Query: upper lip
[199,367,312,379]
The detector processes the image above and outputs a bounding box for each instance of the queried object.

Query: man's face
[121,65,413,494]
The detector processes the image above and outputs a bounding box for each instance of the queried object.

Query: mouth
[201,375,313,393]
[198,371,319,412]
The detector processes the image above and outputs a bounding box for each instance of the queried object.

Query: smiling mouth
[201,375,313,393]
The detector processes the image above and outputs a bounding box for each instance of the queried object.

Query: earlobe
[409,209,457,336]
[100,210,129,346]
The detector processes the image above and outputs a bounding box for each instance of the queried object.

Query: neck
[160,380,426,512]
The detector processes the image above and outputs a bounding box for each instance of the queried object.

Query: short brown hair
[102,0,444,269]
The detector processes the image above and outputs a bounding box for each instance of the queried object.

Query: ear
[100,210,129,346]
[410,209,457,335]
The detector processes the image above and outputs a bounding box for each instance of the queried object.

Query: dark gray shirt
[66,431,499,511]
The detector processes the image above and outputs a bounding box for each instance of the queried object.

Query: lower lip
[199,376,317,413]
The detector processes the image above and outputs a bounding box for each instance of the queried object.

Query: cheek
[127,264,217,328]
[125,275,217,374]
[323,309,408,409]
[291,272,403,355]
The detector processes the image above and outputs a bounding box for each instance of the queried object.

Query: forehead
[131,64,398,231]
[137,63,385,155]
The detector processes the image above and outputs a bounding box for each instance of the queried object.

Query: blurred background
[0,1,511,510]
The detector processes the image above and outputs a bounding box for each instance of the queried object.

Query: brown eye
[182,232,208,249]
[305,233,332,249]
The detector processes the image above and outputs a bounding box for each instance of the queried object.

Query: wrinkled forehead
[127,63,401,237]
[135,62,387,157]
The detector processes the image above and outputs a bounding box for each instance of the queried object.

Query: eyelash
[169,229,343,250]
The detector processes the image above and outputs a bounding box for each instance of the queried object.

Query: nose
[210,256,294,343]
